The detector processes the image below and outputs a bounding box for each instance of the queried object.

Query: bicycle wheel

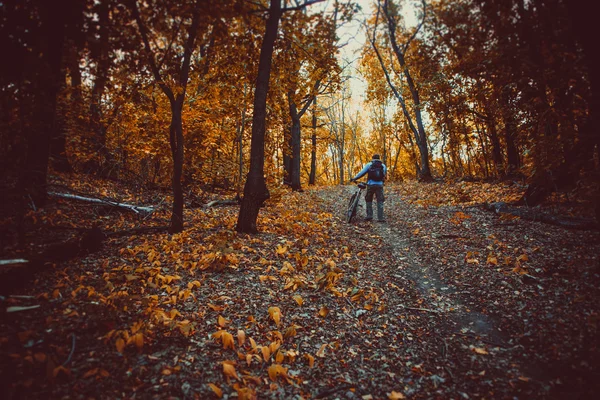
[346,193,359,223]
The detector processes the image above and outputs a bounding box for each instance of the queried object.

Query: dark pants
[365,185,384,203]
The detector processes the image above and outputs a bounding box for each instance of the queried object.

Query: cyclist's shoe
[364,217,373,221]
[377,218,386,223]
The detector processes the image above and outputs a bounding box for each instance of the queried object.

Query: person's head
[372,154,380,160]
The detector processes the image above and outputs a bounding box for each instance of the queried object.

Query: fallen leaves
[268,306,282,326]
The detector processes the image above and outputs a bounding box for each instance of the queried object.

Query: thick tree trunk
[237,0,282,233]
[169,100,184,233]
[23,0,68,207]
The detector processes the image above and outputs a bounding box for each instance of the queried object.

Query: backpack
[367,160,385,182]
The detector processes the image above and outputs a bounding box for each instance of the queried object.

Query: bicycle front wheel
[346,193,359,223]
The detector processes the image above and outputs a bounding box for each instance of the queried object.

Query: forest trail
[316,183,600,399]
[1,181,599,399]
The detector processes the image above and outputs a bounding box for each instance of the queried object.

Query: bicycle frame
[346,182,367,223]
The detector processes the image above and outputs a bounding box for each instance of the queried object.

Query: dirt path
[315,183,600,399]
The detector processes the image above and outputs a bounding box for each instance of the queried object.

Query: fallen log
[49,192,156,215]
[484,202,599,230]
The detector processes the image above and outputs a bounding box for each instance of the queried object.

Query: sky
[313,0,420,113]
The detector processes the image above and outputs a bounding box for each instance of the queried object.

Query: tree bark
[23,0,69,207]
[309,100,317,185]
[236,0,282,233]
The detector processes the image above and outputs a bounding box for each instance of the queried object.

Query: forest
[0,0,598,399]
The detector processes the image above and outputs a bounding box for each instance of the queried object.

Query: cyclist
[350,154,387,222]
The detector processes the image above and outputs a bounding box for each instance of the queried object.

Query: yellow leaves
[275,245,287,255]
[388,391,406,399]
[292,295,303,306]
[279,261,294,275]
[83,368,110,379]
[318,306,329,318]
[115,338,125,353]
[298,255,309,269]
[208,303,227,312]
[412,228,420,235]
[259,275,278,283]
[208,383,223,398]
[316,343,327,358]
[187,280,202,289]
[275,350,285,364]
[268,306,282,326]
[283,324,298,339]
[465,251,479,264]
[222,361,239,380]
[218,315,230,327]
[237,330,246,347]
[472,347,489,355]
[267,363,289,382]
[486,254,498,265]
[450,211,471,225]
[127,332,144,350]
[305,353,315,368]
[213,330,235,350]
[261,346,271,362]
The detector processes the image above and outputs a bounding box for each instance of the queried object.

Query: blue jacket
[352,160,387,185]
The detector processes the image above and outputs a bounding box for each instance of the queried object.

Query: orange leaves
[115,338,125,353]
[316,343,327,358]
[292,295,303,306]
[275,244,287,255]
[388,391,406,399]
[237,330,246,347]
[222,360,239,380]
[267,363,289,382]
[208,383,223,398]
[213,330,235,350]
[450,211,471,225]
[305,353,315,368]
[318,306,329,318]
[268,306,282,326]
[218,315,230,328]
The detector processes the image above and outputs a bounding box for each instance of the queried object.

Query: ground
[1,176,599,399]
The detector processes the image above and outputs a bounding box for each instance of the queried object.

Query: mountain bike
[346,181,367,223]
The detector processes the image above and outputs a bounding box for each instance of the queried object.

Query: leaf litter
[1,177,599,399]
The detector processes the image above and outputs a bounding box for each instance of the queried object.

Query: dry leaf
[115,338,125,353]
[473,347,489,355]
[293,295,303,306]
[268,306,282,326]
[237,330,246,347]
[208,383,223,398]
[222,361,239,380]
[316,343,327,357]
[388,391,406,399]
[318,306,329,318]
[261,346,271,362]
[306,353,315,368]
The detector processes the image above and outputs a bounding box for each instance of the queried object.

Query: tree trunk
[309,102,317,185]
[237,0,282,233]
[88,0,114,177]
[169,99,184,233]
[23,0,68,207]
[287,92,302,191]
